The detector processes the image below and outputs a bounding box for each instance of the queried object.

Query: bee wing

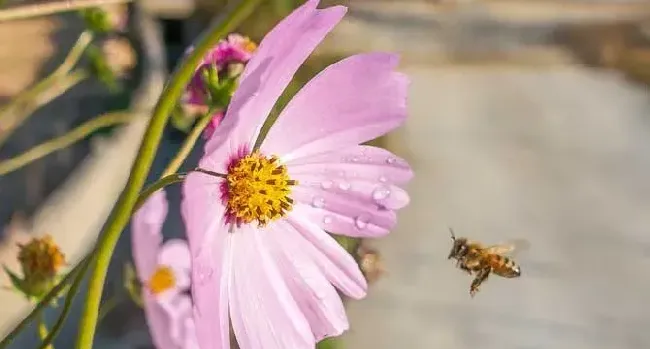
[483,239,530,257]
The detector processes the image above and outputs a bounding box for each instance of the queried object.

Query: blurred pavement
[334,2,650,349]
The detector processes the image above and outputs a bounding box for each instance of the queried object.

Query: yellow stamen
[226,151,297,227]
[241,37,257,53]
[17,234,66,281]
[148,266,176,295]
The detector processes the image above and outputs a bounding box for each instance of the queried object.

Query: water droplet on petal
[378,175,388,183]
[311,197,325,208]
[352,157,359,162]
[338,182,351,191]
[386,157,396,164]
[321,180,333,189]
[194,263,213,286]
[323,216,333,224]
[355,215,370,229]
[372,186,391,201]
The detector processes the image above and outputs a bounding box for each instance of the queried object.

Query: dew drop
[378,175,388,183]
[372,186,391,201]
[321,180,333,189]
[386,157,396,164]
[338,181,351,191]
[311,196,325,208]
[323,215,333,224]
[351,157,359,162]
[355,215,370,229]
[195,264,214,286]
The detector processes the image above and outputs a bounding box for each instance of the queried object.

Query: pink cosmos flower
[186,33,257,106]
[181,1,412,348]
[201,111,225,140]
[131,191,199,349]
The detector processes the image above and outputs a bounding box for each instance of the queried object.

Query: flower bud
[4,235,67,300]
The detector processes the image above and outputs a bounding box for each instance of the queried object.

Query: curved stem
[133,172,188,211]
[0,170,187,349]
[161,109,218,177]
[0,69,90,149]
[37,314,54,349]
[36,257,91,349]
[0,111,132,176]
[74,3,262,346]
[0,0,131,22]
[0,255,88,349]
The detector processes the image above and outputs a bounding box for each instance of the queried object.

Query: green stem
[0,0,131,22]
[37,257,92,349]
[0,30,92,122]
[0,171,186,349]
[74,2,262,347]
[0,256,88,349]
[133,173,187,211]
[161,109,218,177]
[97,294,122,323]
[37,314,54,349]
[0,69,90,149]
[0,111,132,176]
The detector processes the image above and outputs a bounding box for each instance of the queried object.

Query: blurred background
[2,0,650,348]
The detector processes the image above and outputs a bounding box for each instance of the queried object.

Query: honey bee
[447,228,526,297]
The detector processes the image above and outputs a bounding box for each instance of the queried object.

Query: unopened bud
[80,5,128,33]
[356,244,386,285]
[10,235,67,299]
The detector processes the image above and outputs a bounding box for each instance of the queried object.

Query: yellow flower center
[226,152,297,226]
[241,37,257,53]
[148,266,176,295]
[17,235,66,281]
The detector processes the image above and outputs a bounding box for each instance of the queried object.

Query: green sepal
[2,264,27,297]
[124,262,144,308]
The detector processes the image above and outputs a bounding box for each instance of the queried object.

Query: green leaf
[317,337,343,349]
[2,265,27,296]
[123,262,143,308]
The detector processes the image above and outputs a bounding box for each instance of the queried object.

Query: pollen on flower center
[226,151,297,226]
[148,266,176,295]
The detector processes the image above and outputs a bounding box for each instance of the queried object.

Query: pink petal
[291,186,397,238]
[181,171,227,253]
[158,239,191,271]
[287,206,367,299]
[181,171,231,349]
[203,0,346,158]
[143,293,177,349]
[229,225,314,349]
[263,219,349,341]
[131,190,168,282]
[287,145,413,185]
[261,53,409,161]
[189,232,231,349]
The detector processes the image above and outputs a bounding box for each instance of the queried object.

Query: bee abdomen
[492,256,521,278]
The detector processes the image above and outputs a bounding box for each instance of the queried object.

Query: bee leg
[469,267,491,297]
[456,261,473,275]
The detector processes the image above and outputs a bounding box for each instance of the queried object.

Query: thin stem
[161,109,218,177]
[133,173,188,211]
[74,3,262,345]
[0,111,131,176]
[0,30,92,122]
[97,294,122,322]
[194,167,227,178]
[0,170,186,349]
[0,0,132,22]
[0,69,90,149]
[37,252,93,349]
[53,31,94,78]
[0,255,88,349]
[37,314,54,349]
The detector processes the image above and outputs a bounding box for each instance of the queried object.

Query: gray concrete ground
[344,66,650,349]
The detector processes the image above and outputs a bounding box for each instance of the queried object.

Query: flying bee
[447,228,527,297]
